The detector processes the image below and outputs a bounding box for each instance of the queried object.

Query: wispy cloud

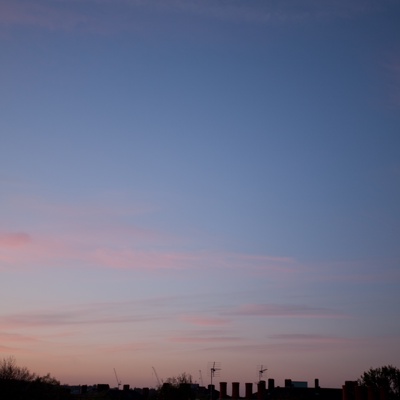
[268,333,349,344]
[0,332,38,343]
[0,344,27,353]
[0,303,164,330]
[196,332,361,354]
[158,0,385,23]
[169,335,242,343]
[0,234,73,268]
[226,303,345,318]
[101,342,154,353]
[89,248,299,272]
[0,0,390,34]
[198,338,360,355]
[0,232,31,247]
[88,248,203,270]
[0,231,296,273]
[307,259,400,284]
[0,190,298,272]
[179,315,230,327]
[0,1,92,32]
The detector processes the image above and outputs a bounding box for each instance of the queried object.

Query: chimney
[232,382,240,400]
[258,380,266,400]
[245,383,253,399]
[209,384,216,400]
[220,382,227,399]
[268,379,275,391]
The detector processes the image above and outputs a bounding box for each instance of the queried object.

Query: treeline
[0,357,70,400]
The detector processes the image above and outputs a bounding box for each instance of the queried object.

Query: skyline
[1,0,400,391]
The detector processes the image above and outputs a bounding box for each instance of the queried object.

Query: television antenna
[257,365,267,382]
[207,362,221,400]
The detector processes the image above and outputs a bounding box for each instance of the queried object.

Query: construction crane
[114,368,122,390]
[199,370,204,386]
[152,366,162,387]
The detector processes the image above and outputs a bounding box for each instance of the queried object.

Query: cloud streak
[0,210,298,273]
[0,0,391,34]
[198,338,359,355]
[179,315,230,327]
[0,1,91,32]
[226,303,345,318]
[169,335,242,344]
[0,232,31,247]
[0,303,165,330]
[268,333,349,344]
[0,332,38,343]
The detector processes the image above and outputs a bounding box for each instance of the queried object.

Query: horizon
[1,0,399,392]
[0,355,369,391]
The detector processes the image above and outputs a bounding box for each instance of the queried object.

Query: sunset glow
[1,0,399,392]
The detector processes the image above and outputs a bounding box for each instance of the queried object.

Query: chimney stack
[219,382,227,399]
[245,383,253,399]
[232,382,240,400]
[268,379,275,391]
[258,380,266,400]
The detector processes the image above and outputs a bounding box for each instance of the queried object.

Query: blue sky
[1,0,400,392]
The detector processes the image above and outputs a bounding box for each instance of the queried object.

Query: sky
[1,0,400,392]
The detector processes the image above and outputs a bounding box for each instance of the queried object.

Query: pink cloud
[0,232,31,247]
[0,332,38,343]
[0,309,160,329]
[0,196,304,277]
[0,332,40,354]
[0,344,26,354]
[0,227,299,275]
[0,234,72,267]
[169,335,242,343]
[0,298,183,344]
[101,342,155,353]
[180,315,230,326]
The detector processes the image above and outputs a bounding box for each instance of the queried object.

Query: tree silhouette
[157,373,195,400]
[164,372,193,386]
[0,356,35,381]
[358,365,400,400]
[0,356,69,399]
